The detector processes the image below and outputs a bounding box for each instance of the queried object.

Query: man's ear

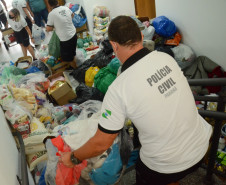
[141,32,144,42]
[110,41,118,51]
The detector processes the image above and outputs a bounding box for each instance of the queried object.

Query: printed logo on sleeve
[102,109,112,119]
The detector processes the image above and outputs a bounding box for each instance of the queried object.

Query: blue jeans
[34,8,48,27]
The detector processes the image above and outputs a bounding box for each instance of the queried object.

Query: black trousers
[136,157,203,185]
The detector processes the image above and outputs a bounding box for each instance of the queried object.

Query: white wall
[66,0,136,34]
[0,108,20,185]
[0,107,35,185]
[155,0,226,70]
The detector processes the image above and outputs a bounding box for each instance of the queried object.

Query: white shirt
[12,0,27,19]
[7,13,27,32]
[99,49,212,173]
[47,6,76,42]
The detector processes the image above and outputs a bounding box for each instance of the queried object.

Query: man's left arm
[46,12,54,32]
[60,128,118,167]
[46,25,53,32]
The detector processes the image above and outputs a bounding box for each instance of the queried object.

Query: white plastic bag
[32,24,45,45]
[142,25,155,40]
[171,43,195,69]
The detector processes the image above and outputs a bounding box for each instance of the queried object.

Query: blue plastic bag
[89,143,122,185]
[71,4,87,28]
[26,66,41,73]
[152,16,177,37]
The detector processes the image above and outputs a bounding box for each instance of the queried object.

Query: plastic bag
[94,6,109,17]
[77,38,84,48]
[45,139,58,185]
[153,16,177,37]
[10,87,38,115]
[130,16,145,30]
[30,60,52,77]
[0,61,10,76]
[93,16,110,24]
[1,66,27,85]
[4,102,31,124]
[0,84,14,110]
[94,67,117,94]
[85,66,100,87]
[23,117,50,147]
[89,143,122,185]
[78,100,102,120]
[165,32,182,46]
[171,43,195,69]
[70,83,104,104]
[142,25,155,40]
[37,45,49,60]
[143,40,155,51]
[100,39,113,55]
[107,58,120,75]
[50,136,87,185]
[70,59,95,83]
[71,4,87,28]
[27,151,48,171]
[32,24,45,45]
[75,48,86,67]
[16,72,48,89]
[48,31,61,59]
[55,112,101,150]
[92,49,113,68]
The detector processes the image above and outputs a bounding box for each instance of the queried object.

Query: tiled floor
[0,38,29,63]
[0,29,52,63]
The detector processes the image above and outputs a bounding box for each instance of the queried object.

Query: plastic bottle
[218,136,225,150]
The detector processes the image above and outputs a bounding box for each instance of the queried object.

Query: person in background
[26,0,50,27]
[7,8,36,60]
[46,0,77,68]
[0,0,8,47]
[0,0,8,29]
[12,0,34,32]
[59,16,212,185]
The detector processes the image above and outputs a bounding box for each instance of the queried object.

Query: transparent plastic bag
[76,48,86,67]
[0,84,14,110]
[45,139,58,185]
[93,6,110,17]
[1,66,27,85]
[37,44,49,60]
[4,102,32,124]
[32,24,45,45]
[78,100,102,120]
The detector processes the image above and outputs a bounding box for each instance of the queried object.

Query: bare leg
[69,57,77,69]
[20,44,27,56]
[26,45,36,59]
[5,21,8,29]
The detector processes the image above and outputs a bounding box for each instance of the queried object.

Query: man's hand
[59,151,74,168]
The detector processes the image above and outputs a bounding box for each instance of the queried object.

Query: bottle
[218,136,225,150]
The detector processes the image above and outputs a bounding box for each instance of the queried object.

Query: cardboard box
[76,23,88,33]
[51,62,70,74]
[48,72,76,105]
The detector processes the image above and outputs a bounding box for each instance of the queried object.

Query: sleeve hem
[98,124,121,134]
[47,25,54,27]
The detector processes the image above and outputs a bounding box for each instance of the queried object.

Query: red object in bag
[165,32,182,46]
[52,136,87,185]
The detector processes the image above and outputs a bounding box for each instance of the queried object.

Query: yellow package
[85,67,100,87]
